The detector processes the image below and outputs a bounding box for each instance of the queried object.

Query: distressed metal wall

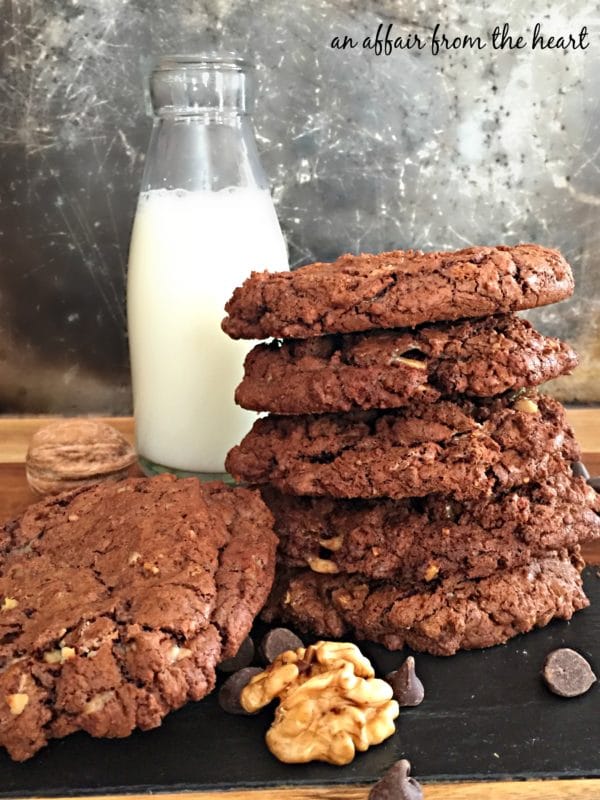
[1,0,598,412]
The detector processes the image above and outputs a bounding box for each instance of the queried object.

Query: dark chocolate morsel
[571,461,590,480]
[259,627,304,664]
[218,667,263,715]
[587,476,600,492]
[386,656,425,707]
[542,648,597,698]
[217,636,255,673]
[368,759,424,800]
[3,519,19,535]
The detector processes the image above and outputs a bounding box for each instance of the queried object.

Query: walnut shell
[26,420,137,495]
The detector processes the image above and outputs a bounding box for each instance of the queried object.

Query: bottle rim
[154,53,251,73]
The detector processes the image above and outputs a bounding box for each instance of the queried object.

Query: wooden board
[0,414,599,799]
[27,783,600,800]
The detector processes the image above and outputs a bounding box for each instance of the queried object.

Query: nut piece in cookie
[241,641,399,765]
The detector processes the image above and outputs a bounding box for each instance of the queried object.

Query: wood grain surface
[0,413,598,800]
[44,782,600,800]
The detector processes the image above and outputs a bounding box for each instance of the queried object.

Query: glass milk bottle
[127,54,288,479]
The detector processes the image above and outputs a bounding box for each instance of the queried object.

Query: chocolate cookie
[222,244,573,340]
[262,473,599,583]
[236,315,577,414]
[263,552,588,656]
[0,475,277,761]
[226,394,579,501]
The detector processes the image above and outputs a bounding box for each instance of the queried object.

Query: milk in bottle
[127,55,288,477]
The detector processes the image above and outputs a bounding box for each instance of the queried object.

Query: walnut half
[241,641,399,765]
[26,420,137,495]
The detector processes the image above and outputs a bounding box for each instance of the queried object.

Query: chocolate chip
[571,460,590,480]
[386,656,424,707]
[368,759,423,800]
[587,476,600,493]
[542,648,597,698]
[259,627,303,664]
[217,636,255,673]
[2,519,19,537]
[442,501,459,521]
[570,461,600,492]
[218,667,263,715]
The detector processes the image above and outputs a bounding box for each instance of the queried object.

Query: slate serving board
[1,569,598,797]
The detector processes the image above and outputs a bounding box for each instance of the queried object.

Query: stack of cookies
[223,244,600,656]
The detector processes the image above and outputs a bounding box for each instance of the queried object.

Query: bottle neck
[140,113,269,194]
[149,55,252,118]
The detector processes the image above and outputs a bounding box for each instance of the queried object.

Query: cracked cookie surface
[235,315,578,414]
[223,244,573,340]
[226,394,579,501]
[0,475,277,761]
[263,552,588,656]
[262,473,599,583]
